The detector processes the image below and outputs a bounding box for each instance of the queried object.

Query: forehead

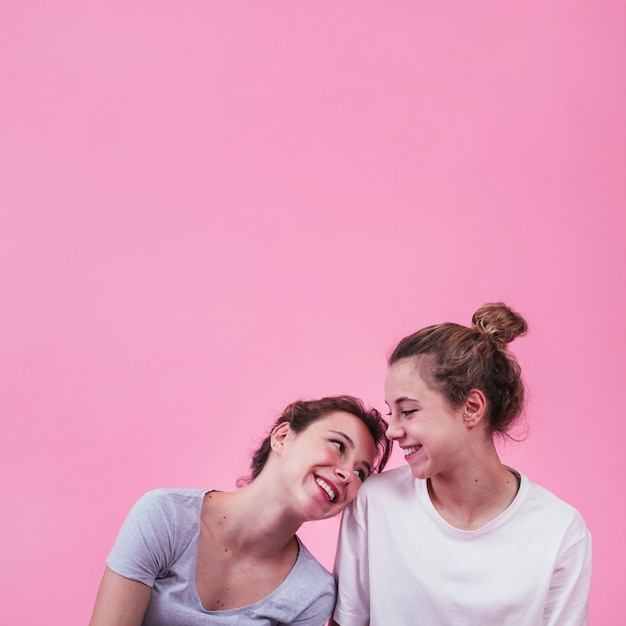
[386,358,420,385]
[309,411,377,456]
[385,358,434,396]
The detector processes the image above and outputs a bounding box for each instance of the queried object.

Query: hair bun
[471,302,528,346]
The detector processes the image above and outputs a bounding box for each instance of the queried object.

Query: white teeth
[315,477,336,502]
[403,445,421,456]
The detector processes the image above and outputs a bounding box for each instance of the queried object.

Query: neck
[203,484,302,559]
[427,457,520,530]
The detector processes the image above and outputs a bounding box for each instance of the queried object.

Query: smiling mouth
[315,477,337,502]
[403,445,422,457]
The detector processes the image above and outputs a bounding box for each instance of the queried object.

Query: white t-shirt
[333,466,591,626]
[107,488,336,626]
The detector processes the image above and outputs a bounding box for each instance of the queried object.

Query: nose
[385,416,403,441]
[334,464,352,483]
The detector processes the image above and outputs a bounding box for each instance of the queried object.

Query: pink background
[1,2,624,623]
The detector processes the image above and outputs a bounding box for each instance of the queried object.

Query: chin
[409,466,430,480]
[303,503,336,522]
[316,506,341,521]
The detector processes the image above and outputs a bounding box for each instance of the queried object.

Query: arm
[90,491,174,625]
[89,567,151,626]
[332,504,370,626]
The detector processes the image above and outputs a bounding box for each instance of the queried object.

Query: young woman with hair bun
[332,303,592,626]
[90,395,390,626]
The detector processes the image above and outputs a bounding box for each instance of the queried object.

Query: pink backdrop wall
[2,2,624,623]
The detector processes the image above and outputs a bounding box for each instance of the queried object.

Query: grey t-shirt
[107,489,336,626]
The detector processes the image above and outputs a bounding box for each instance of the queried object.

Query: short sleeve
[542,513,592,625]
[106,489,179,587]
[332,503,371,626]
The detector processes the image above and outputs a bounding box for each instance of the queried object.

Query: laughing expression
[275,411,377,520]
[385,358,467,479]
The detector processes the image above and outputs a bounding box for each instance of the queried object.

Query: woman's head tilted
[241,396,391,521]
[388,302,528,436]
[246,395,391,484]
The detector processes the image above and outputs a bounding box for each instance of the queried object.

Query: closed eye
[386,409,418,418]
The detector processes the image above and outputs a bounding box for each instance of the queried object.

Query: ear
[461,389,487,429]
[270,422,292,453]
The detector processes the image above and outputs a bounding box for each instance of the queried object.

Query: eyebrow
[329,429,373,474]
[386,396,419,405]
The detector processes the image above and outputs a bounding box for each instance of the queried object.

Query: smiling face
[273,411,378,521]
[384,358,469,480]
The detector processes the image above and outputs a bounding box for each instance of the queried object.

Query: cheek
[321,448,340,464]
[344,481,363,504]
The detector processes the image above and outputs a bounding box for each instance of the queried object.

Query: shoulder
[293,539,334,587]
[106,488,209,583]
[519,475,590,540]
[344,465,420,525]
[276,539,335,625]
[357,465,418,501]
[289,539,336,607]
[120,488,210,544]
[131,488,208,520]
